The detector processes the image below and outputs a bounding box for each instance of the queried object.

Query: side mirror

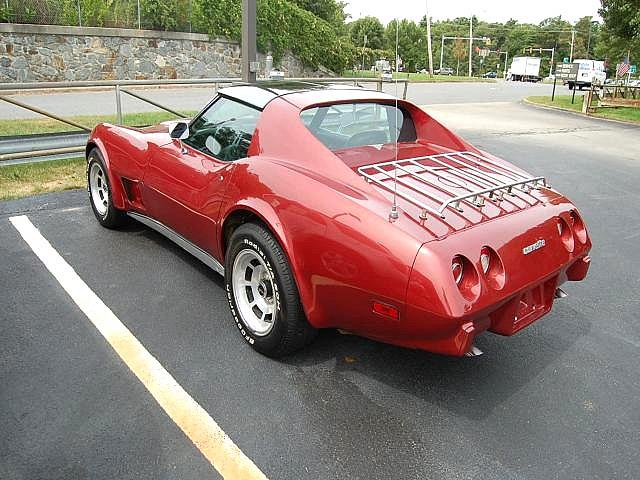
[169,121,189,140]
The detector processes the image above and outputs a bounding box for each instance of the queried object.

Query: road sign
[479,48,490,58]
[631,65,637,74]
[556,62,578,81]
[563,57,569,63]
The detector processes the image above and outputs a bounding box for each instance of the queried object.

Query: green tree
[290,0,347,31]
[597,0,640,71]
[452,38,466,75]
[140,0,188,31]
[599,0,640,41]
[385,19,425,72]
[349,16,384,50]
[193,0,351,73]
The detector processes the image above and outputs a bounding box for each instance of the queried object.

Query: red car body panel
[87,85,591,355]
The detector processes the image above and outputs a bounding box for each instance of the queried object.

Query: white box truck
[506,57,542,82]
[567,59,607,90]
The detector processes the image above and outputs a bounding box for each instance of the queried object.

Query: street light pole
[241,0,257,83]
[504,51,508,78]
[468,16,473,77]
[425,0,434,75]
[569,29,575,62]
[440,35,445,72]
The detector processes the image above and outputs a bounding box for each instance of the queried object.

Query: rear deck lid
[356,148,552,238]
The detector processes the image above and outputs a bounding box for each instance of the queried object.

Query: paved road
[0,80,570,119]
[2,100,639,479]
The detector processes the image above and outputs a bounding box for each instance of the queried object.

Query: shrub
[192,0,351,73]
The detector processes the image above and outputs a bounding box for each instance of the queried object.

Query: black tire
[87,148,127,228]
[225,222,317,357]
[568,82,574,90]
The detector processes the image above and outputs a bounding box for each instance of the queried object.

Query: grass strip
[0,157,86,201]
[526,95,640,124]
[343,70,496,83]
[0,110,198,136]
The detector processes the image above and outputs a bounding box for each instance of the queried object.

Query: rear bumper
[370,254,590,356]
[370,203,592,356]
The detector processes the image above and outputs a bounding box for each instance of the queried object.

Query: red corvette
[86,82,591,357]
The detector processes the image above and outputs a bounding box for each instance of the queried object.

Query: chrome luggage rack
[357,151,547,219]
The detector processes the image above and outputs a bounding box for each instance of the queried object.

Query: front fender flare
[219,199,321,328]
[86,131,127,210]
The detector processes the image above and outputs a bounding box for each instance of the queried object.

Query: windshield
[300,102,416,151]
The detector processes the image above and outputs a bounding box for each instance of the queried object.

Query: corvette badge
[523,239,546,255]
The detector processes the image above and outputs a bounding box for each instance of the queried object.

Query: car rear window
[300,102,416,151]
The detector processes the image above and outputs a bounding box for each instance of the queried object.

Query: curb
[522,97,640,127]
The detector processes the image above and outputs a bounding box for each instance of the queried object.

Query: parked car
[268,69,285,80]
[482,71,497,78]
[435,67,454,75]
[86,82,592,358]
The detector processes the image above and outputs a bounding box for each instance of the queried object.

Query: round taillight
[569,210,587,244]
[479,246,505,290]
[558,216,574,252]
[452,258,464,285]
[451,255,480,301]
[480,246,491,274]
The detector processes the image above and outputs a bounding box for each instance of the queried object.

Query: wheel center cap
[257,282,267,297]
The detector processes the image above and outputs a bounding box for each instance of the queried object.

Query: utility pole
[569,29,575,62]
[468,16,473,77]
[361,34,367,73]
[504,51,508,78]
[241,0,257,83]
[440,34,489,74]
[425,1,434,75]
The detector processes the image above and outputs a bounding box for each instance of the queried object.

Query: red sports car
[86,82,591,357]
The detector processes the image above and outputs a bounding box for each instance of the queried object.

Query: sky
[343,0,603,25]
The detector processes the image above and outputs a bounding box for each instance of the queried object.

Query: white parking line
[9,215,267,480]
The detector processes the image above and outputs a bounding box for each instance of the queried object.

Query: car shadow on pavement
[282,305,591,422]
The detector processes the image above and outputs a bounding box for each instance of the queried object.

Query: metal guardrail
[0,76,408,162]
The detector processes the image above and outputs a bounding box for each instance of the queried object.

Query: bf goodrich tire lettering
[225,223,317,357]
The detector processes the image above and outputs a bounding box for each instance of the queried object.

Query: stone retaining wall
[0,23,323,82]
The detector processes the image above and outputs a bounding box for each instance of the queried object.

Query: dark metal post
[571,85,576,104]
[242,0,257,83]
[551,77,556,101]
[115,85,123,124]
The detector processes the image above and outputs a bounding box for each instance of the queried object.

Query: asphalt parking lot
[2,89,640,479]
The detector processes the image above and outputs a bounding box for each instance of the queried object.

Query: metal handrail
[0,76,409,163]
[0,77,395,92]
[358,150,546,220]
[0,95,92,132]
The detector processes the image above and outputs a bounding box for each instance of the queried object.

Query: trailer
[506,57,542,82]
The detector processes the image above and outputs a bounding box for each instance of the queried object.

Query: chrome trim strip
[127,212,225,276]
